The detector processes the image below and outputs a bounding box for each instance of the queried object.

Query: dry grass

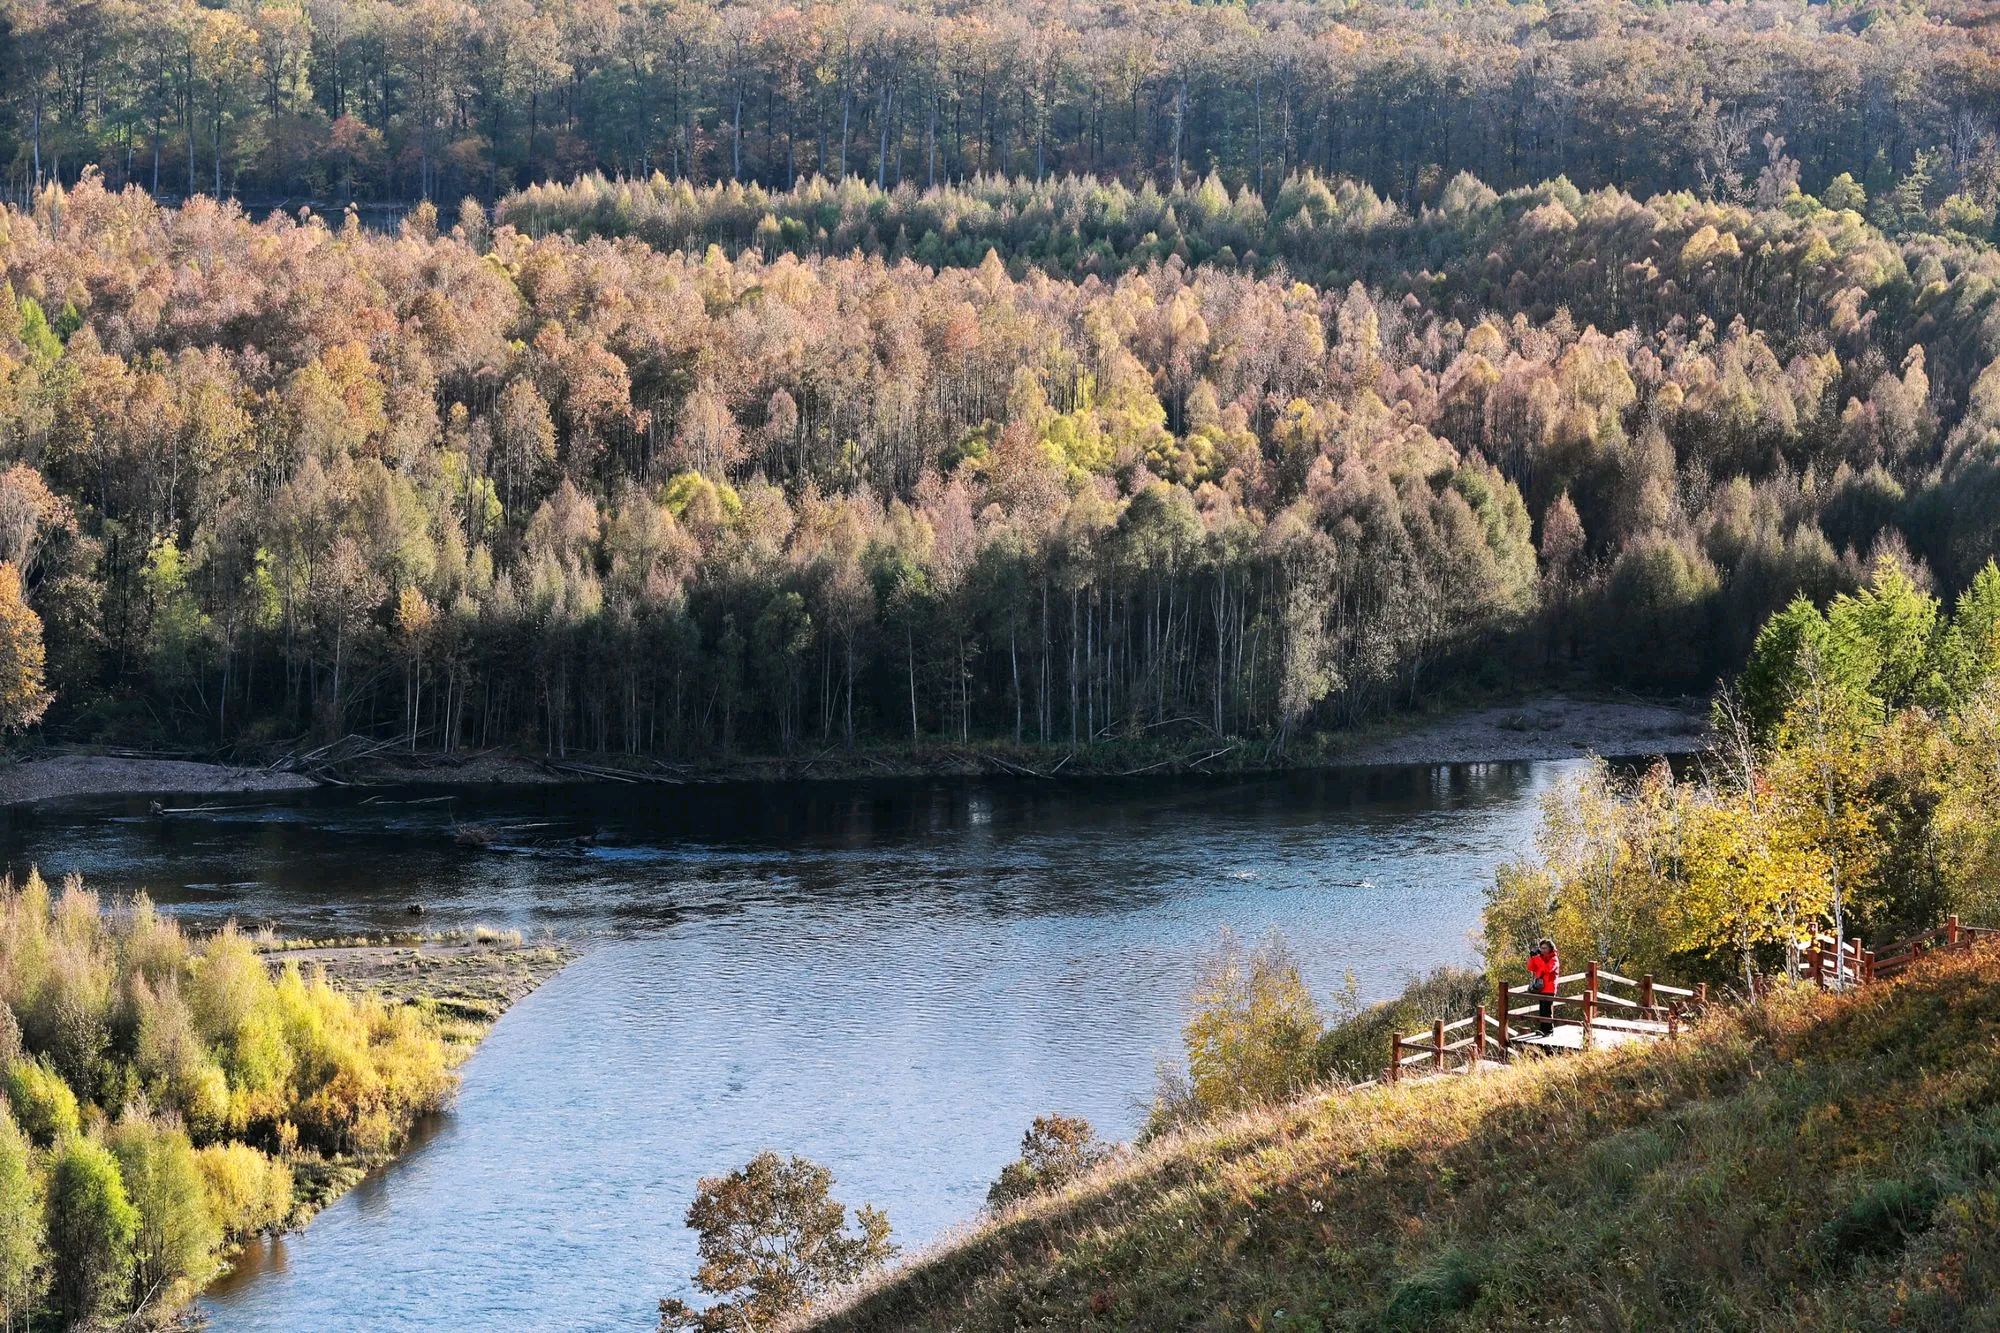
[811,947,2000,1332]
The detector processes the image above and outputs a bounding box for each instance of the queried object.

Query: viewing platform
[1392,916,2000,1084]
[1387,962,1704,1083]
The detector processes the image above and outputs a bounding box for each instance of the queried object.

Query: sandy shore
[1337,695,1711,767]
[0,754,318,805]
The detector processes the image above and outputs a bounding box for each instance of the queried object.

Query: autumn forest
[0,0,1992,764]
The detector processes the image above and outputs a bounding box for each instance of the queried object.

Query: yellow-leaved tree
[1940,683,2000,924]
[1171,931,1322,1125]
[1767,664,1885,952]
[0,561,49,731]
[1486,760,1677,977]
[1666,786,1831,993]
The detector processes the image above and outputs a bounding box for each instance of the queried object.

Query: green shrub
[196,1142,295,1237]
[1159,931,1323,1131]
[131,977,231,1135]
[110,1115,223,1305]
[0,1104,45,1326]
[1313,967,1488,1082]
[46,1135,138,1327]
[4,1058,80,1146]
[1382,1247,1484,1327]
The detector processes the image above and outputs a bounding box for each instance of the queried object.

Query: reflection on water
[0,763,1577,1331]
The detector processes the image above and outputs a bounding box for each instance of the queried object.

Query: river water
[0,762,1577,1331]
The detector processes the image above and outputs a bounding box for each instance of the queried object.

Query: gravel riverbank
[0,696,1712,806]
[1336,695,1711,766]
[0,754,317,804]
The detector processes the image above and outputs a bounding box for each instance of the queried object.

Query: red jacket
[1528,950,1559,994]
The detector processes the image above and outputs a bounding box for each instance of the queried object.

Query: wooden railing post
[1848,937,1863,987]
[1810,944,1825,990]
[1696,982,1708,1009]
[1432,1019,1446,1073]
[1667,1003,1680,1037]
[1389,1034,1401,1084]
[1949,914,1962,947]
[1473,1004,1487,1066]
[1863,948,1875,984]
[1639,973,1655,1015]
[1495,979,1511,1053]
[1583,961,1598,1049]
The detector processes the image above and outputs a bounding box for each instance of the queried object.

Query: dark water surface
[0,763,1577,1331]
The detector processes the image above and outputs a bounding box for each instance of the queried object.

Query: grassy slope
[816,949,2000,1332]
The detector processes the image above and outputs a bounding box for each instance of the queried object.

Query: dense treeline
[501,156,1994,281]
[495,166,2000,413]
[0,873,457,1328]
[0,169,1995,756]
[3,0,1998,211]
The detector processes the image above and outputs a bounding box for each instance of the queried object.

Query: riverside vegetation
[0,876,537,1330]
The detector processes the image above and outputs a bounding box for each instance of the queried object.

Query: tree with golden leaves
[0,562,49,732]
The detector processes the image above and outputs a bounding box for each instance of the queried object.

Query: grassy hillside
[815,948,2000,1332]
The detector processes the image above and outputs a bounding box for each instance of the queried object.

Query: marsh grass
[811,947,2000,1332]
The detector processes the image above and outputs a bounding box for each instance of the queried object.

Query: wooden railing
[1382,917,2000,1086]
[1793,933,1870,990]
[1784,915,2000,989]
[1387,961,1706,1083]
[1864,915,2000,981]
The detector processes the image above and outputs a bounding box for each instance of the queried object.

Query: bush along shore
[0,875,569,1329]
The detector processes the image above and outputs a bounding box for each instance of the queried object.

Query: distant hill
[814,947,2000,1332]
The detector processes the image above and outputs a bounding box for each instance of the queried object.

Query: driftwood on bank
[539,758,684,784]
[269,732,405,785]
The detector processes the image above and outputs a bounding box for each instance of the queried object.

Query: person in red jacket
[1528,937,1560,1035]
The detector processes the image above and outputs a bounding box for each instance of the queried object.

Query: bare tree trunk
[1011,626,1021,743]
[733,77,744,181]
[877,81,894,188]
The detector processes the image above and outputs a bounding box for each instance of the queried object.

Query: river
[0,761,1579,1331]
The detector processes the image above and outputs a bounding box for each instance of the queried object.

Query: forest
[2,0,1998,211]
[0,1,1990,761]
[0,153,1992,757]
